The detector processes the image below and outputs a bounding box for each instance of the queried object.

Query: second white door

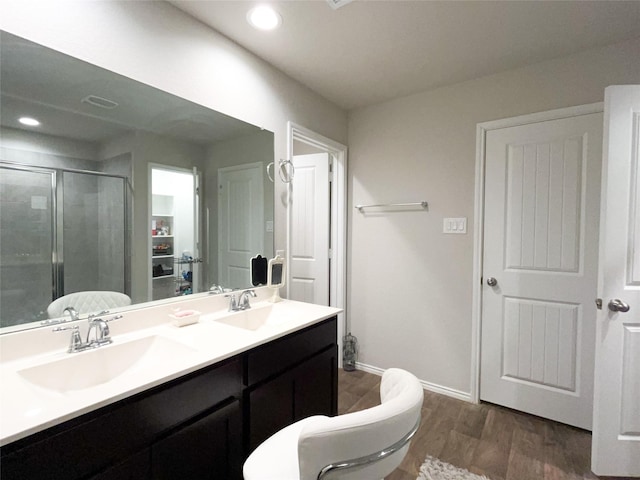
[480,111,603,429]
[289,153,330,305]
[218,162,264,289]
[591,85,640,476]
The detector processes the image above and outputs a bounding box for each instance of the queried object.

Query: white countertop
[0,294,341,446]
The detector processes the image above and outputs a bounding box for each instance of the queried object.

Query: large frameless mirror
[0,31,275,333]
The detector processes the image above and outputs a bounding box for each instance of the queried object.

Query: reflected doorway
[150,166,200,301]
[287,122,347,365]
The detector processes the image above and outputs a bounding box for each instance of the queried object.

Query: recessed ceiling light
[19,117,40,127]
[247,5,282,31]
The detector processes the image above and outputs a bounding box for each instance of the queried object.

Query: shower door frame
[0,161,131,314]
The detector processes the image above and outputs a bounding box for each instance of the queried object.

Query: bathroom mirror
[0,31,275,332]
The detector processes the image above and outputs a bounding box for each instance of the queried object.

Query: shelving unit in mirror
[151,195,176,300]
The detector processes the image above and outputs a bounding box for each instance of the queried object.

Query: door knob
[608,299,630,313]
[486,277,498,287]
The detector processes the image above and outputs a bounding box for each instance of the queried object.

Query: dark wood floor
[338,369,633,480]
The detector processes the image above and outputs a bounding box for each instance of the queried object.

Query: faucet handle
[53,325,84,353]
[52,325,79,332]
[88,310,110,321]
[225,293,238,312]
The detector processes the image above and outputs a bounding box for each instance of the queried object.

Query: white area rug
[416,455,490,480]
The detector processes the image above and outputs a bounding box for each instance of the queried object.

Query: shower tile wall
[97,175,125,292]
[63,172,100,293]
[1,148,131,328]
[100,153,132,295]
[0,168,54,326]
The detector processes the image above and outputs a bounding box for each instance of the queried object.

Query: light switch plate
[443,217,467,234]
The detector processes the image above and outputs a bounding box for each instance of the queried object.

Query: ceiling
[169,0,640,110]
[0,32,259,145]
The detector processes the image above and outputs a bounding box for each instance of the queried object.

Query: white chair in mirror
[47,291,132,319]
[243,368,424,480]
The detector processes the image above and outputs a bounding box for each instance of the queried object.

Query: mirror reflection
[0,31,275,332]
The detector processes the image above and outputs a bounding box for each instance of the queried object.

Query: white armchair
[47,291,131,318]
[243,368,424,480]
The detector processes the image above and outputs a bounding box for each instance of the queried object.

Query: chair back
[298,368,423,480]
[47,291,132,318]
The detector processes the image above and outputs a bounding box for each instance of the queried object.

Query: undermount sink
[18,335,196,394]
[213,304,293,331]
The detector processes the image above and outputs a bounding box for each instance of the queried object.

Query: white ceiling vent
[326,0,353,10]
[81,95,118,109]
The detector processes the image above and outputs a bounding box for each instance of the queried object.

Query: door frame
[470,102,604,403]
[286,122,348,363]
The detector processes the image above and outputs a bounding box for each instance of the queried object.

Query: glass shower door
[0,166,55,327]
[62,171,126,296]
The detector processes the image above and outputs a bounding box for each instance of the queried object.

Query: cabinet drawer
[0,357,242,480]
[245,316,337,386]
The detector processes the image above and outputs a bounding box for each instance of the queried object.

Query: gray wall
[347,37,640,395]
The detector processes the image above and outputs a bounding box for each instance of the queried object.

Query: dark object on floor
[343,332,358,371]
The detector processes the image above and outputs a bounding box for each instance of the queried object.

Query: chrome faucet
[40,306,80,326]
[53,314,121,353]
[238,289,257,310]
[86,318,112,346]
[225,289,257,312]
[63,306,79,322]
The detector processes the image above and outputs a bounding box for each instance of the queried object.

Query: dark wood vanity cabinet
[0,316,337,480]
[151,399,243,480]
[88,400,242,480]
[0,357,244,480]
[245,318,338,451]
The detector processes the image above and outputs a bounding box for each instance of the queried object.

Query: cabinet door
[152,400,242,480]
[248,346,338,452]
[248,371,294,452]
[294,346,337,420]
[90,450,151,480]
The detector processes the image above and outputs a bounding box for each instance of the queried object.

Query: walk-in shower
[0,163,129,329]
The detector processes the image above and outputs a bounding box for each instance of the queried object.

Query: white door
[218,163,264,289]
[289,153,330,305]
[591,86,640,476]
[481,112,603,429]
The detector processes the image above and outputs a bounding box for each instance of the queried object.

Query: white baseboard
[354,362,472,403]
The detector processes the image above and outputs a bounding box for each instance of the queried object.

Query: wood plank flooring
[338,369,633,480]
